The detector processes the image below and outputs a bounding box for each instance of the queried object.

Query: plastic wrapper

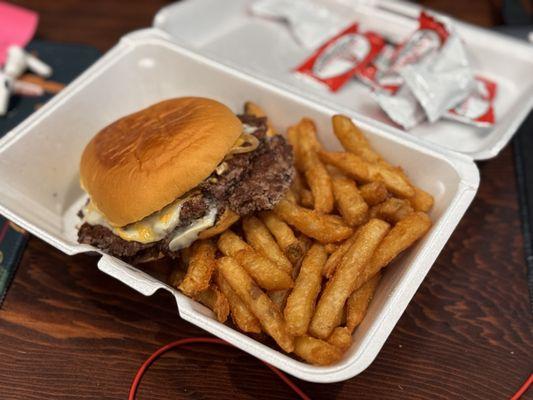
[249,0,352,49]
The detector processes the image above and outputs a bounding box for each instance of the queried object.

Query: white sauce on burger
[82,197,216,246]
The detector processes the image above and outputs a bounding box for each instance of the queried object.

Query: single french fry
[243,216,293,275]
[353,212,431,292]
[274,198,353,243]
[287,126,304,172]
[324,243,339,254]
[294,335,342,366]
[218,231,293,290]
[310,219,390,339]
[216,272,261,333]
[359,181,389,206]
[244,101,266,118]
[331,176,369,227]
[198,209,240,239]
[195,284,230,323]
[327,326,352,351]
[298,119,334,213]
[346,273,381,333]
[369,197,414,223]
[217,256,294,352]
[244,101,275,136]
[284,244,327,336]
[178,239,217,296]
[220,241,294,292]
[319,151,415,198]
[300,189,314,208]
[332,115,381,163]
[298,118,323,151]
[409,187,434,212]
[322,230,360,278]
[290,170,305,203]
[260,211,305,264]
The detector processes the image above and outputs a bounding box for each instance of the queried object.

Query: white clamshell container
[0,28,479,382]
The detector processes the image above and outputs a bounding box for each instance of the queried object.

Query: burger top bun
[80,97,242,227]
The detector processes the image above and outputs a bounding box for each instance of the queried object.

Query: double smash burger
[78,97,294,262]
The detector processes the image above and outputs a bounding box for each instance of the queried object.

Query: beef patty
[77,115,294,261]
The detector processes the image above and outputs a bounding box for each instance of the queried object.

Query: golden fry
[260,211,305,264]
[300,189,314,208]
[243,216,293,274]
[198,209,240,239]
[244,101,266,118]
[353,212,431,292]
[369,197,414,223]
[223,247,294,292]
[298,118,323,151]
[298,119,334,213]
[409,187,434,212]
[332,115,381,163]
[331,176,368,227]
[217,256,294,352]
[178,239,217,296]
[274,198,353,243]
[327,327,352,351]
[218,231,293,290]
[324,243,339,254]
[310,219,390,339]
[216,272,261,333]
[284,244,327,336]
[289,170,305,204]
[322,230,360,278]
[359,181,389,206]
[244,101,275,136]
[287,126,304,172]
[346,273,381,333]
[294,335,342,366]
[319,151,415,198]
[195,284,230,323]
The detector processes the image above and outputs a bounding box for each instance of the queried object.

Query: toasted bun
[80,97,242,226]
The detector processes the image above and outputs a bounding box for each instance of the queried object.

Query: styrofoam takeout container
[0,28,478,382]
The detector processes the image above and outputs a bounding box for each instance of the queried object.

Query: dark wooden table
[2,1,532,399]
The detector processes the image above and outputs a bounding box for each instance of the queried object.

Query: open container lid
[153,0,533,161]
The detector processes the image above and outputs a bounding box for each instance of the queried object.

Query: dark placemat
[0,40,100,306]
[513,110,533,308]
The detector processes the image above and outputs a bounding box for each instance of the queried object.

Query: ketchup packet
[295,23,385,92]
[359,12,448,92]
[446,76,497,127]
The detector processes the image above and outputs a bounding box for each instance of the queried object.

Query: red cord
[130,337,531,400]
[129,337,311,400]
[510,374,533,400]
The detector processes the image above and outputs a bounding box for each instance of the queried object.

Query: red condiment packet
[358,12,449,93]
[295,23,385,92]
[446,76,497,127]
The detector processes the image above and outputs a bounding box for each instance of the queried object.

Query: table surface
[2,1,532,399]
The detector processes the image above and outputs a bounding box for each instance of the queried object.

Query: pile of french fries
[168,103,433,366]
